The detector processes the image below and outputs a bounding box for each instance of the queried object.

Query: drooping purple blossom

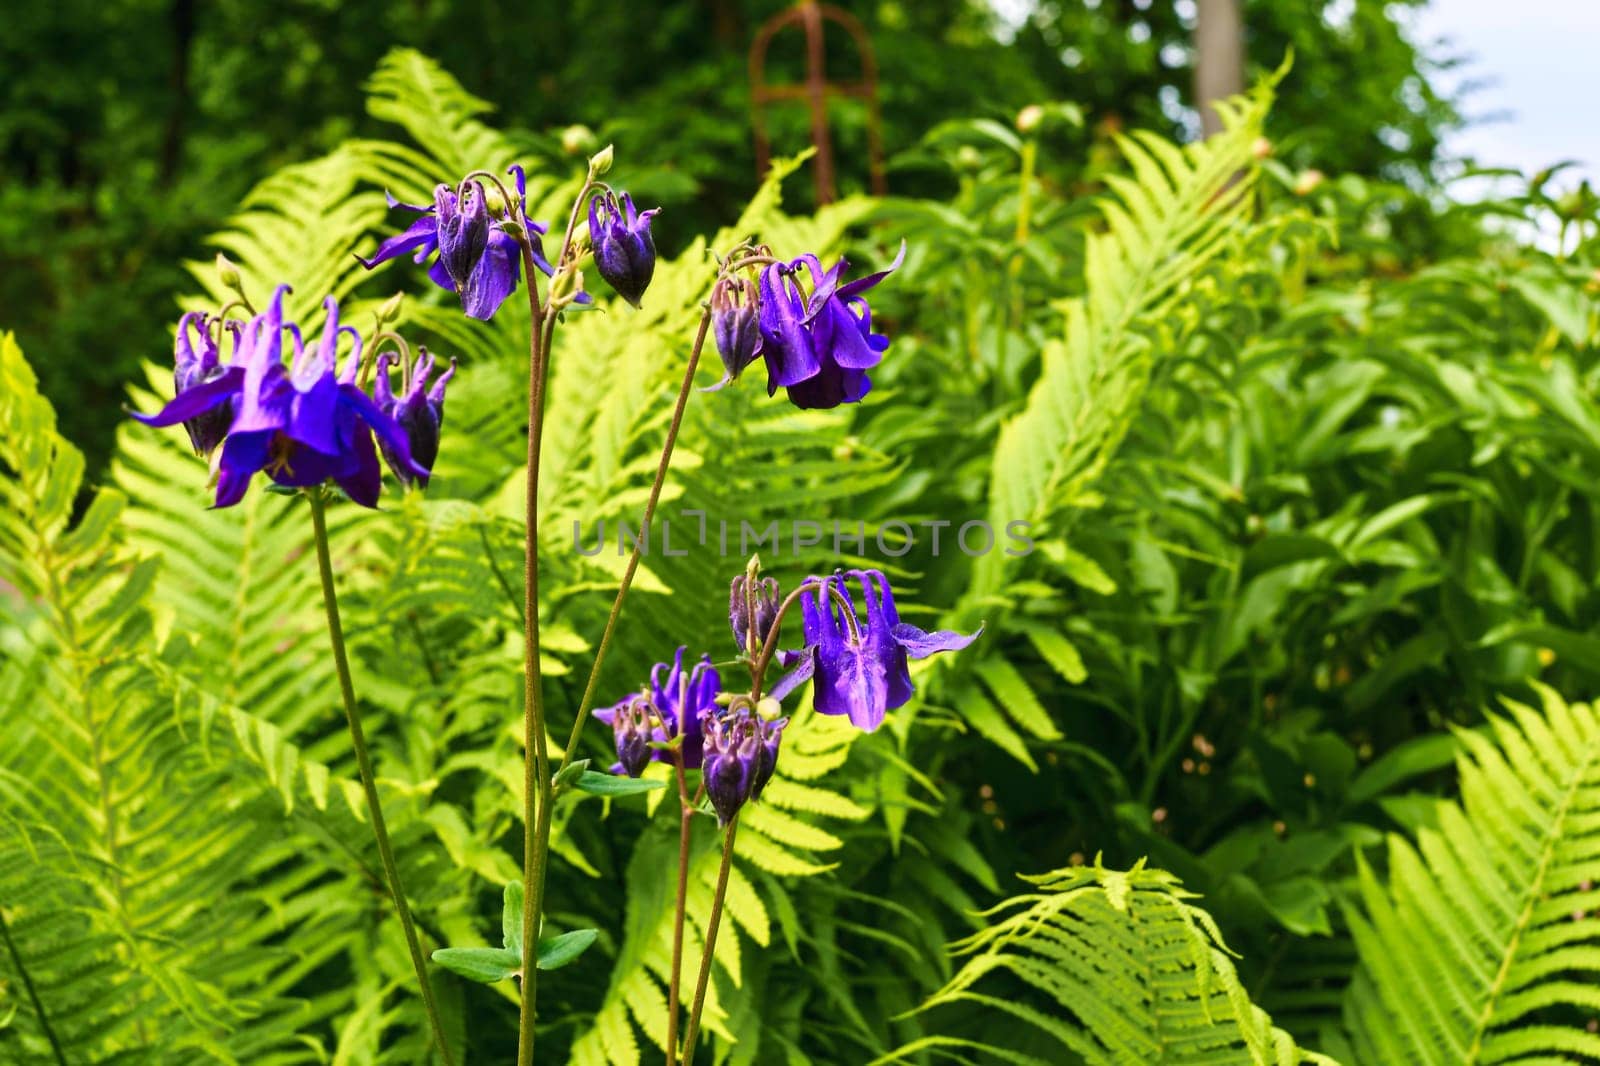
[357,166,555,321]
[756,242,904,410]
[436,182,491,291]
[709,275,762,388]
[594,647,721,772]
[730,573,780,655]
[770,568,979,732]
[208,287,428,508]
[130,311,245,456]
[588,191,658,307]
[373,349,455,489]
[607,695,654,778]
[701,706,787,825]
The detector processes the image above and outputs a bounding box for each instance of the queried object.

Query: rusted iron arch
[749,0,887,204]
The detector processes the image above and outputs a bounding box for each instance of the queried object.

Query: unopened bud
[375,291,405,326]
[1251,136,1273,161]
[215,252,243,292]
[1293,169,1325,197]
[956,146,983,172]
[1016,104,1045,134]
[589,144,615,177]
[561,124,597,157]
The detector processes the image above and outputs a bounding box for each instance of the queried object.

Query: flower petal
[340,384,429,481]
[460,230,522,320]
[891,622,982,659]
[767,651,815,703]
[356,214,439,269]
[129,367,242,427]
[333,424,383,508]
[835,240,906,300]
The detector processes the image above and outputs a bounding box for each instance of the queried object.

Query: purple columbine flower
[701,707,787,825]
[770,568,979,732]
[588,191,658,307]
[373,349,455,489]
[756,242,904,410]
[607,695,654,778]
[357,165,555,321]
[203,286,428,508]
[130,311,245,456]
[594,647,721,772]
[436,182,491,291]
[730,573,781,654]
[709,275,762,387]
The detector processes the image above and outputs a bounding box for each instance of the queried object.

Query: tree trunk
[1193,0,1244,136]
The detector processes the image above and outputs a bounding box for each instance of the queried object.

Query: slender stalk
[666,758,695,1066]
[681,818,740,1065]
[1,907,67,1066]
[516,231,552,1066]
[307,492,453,1066]
[555,308,713,772]
[517,170,600,1065]
[748,578,853,699]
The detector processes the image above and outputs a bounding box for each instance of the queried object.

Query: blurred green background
[1,0,1454,476]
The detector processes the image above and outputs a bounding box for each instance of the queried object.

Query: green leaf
[1240,532,1346,580]
[502,880,525,954]
[536,929,599,971]
[552,758,591,790]
[570,770,668,796]
[431,946,522,984]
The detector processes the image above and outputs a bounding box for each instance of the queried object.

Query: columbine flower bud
[749,714,787,801]
[589,144,615,176]
[561,124,597,157]
[711,276,763,385]
[701,709,756,825]
[375,291,406,326]
[1293,169,1325,197]
[170,312,240,456]
[610,696,653,778]
[215,252,243,293]
[730,573,781,654]
[373,348,456,489]
[1015,104,1044,134]
[588,191,659,308]
[436,182,491,290]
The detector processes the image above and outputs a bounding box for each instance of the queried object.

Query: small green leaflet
[570,770,666,797]
[430,880,599,983]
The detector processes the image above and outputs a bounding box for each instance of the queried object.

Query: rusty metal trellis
[749,0,887,204]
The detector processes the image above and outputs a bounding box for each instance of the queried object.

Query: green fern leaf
[879,859,1337,1066]
[1341,684,1600,1064]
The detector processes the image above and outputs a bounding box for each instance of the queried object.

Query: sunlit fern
[1338,684,1600,1065]
[0,332,365,1063]
[877,858,1337,1066]
[929,71,1282,769]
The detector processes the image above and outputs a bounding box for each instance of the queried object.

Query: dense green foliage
[2,0,1451,477]
[4,17,1600,1066]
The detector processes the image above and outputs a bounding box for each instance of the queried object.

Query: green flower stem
[681,816,739,1065]
[516,231,553,1066]
[555,306,712,777]
[307,491,454,1066]
[666,758,695,1066]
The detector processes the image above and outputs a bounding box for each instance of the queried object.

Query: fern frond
[879,859,1336,1066]
[1341,684,1600,1064]
[0,333,332,1063]
[971,86,1275,602]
